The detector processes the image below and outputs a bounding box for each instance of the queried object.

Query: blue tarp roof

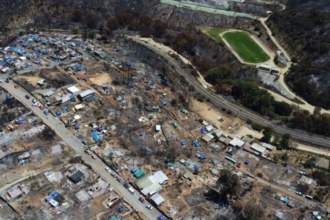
[283,198,289,203]
[35,38,40,42]
[91,131,100,142]
[12,47,19,51]
[130,84,134,88]
[46,191,59,201]
[6,95,11,99]
[42,40,47,44]
[245,160,250,164]
[197,153,207,159]
[194,142,200,148]
[289,186,296,190]
[5,50,10,53]
[76,64,83,69]
[162,101,167,105]
[97,127,103,132]
[35,58,41,62]
[140,131,144,136]
[118,206,124,212]
[42,49,48,54]
[114,62,120,66]
[131,167,138,173]
[194,165,200,170]
[6,57,13,61]
[27,55,32,59]
[75,124,80,129]
[18,119,24,124]
[116,48,120,51]
[22,42,28,47]
[70,94,74,99]
[127,62,132,66]
[71,53,76,57]
[17,51,25,55]
[109,58,113,61]
[56,111,61,115]
[181,141,186,145]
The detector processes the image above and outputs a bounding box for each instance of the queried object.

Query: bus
[225,156,236,164]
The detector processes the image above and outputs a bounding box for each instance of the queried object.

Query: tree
[86,12,97,29]
[107,17,120,30]
[261,126,272,143]
[279,133,291,149]
[205,65,233,84]
[72,9,83,22]
[171,99,178,107]
[217,169,241,199]
[117,13,133,26]
[244,200,265,220]
[153,20,167,38]
[281,152,289,161]
[232,201,243,212]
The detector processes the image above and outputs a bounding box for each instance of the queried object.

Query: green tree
[217,169,241,199]
[261,126,272,143]
[279,133,291,149]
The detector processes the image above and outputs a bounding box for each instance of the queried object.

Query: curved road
[128,37,330,149]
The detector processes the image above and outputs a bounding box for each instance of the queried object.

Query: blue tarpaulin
[75,124,80,129]
[130,84,134,88]
[42,40,47,44]
[27,55,32,59]
[71,53,76,57]
[118,206,124,212]
[76,64,83,69]
[70,94,74,99]
[91,131,100,142]
[127,62,132,66]
[97,127,103,132]
[181,141,186,145]
[245,160,250,164]
[289,186,296,190]
[12,47,19,51]
[56,111,61,116]
[283,198,289,203]
[194,142,201,148]
[116,48,120,52]
[6,95,11,99]
[6,57,13,62]
[5,50,10,54]
[114,62,120,66]
[17,51,25,55]
[42,49,48,54]
[162,101,167,105]
[35,38,40,42]
[201,128,206,133]
[35,58,41,62]
[18,119,24,124]
[131,167,138,173]
[83,78,87,82]
[140,131,144,136]
[196,153,207,159]
[109,57,113,61]
[158,215,165,220]
[194,165,200,170]
[22,42,28,47]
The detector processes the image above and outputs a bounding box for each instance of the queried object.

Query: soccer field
[223,31,270,63]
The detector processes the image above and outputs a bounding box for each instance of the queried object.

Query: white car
[105,166,111,172]
[32,99,36,103]
[146,204,153,210]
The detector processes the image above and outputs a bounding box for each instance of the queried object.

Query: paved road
[127,37,330,149]
[0,82,160,220]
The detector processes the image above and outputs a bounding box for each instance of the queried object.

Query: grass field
[223,31,270,63]
[197,26,227,43]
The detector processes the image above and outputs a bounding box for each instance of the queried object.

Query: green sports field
[223,31,270,63]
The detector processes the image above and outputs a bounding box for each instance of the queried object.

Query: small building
[155,125,161,132]
[18,151,31,161]
[262,142,274,151]
[183,171,194,181]
[251,143,267,155]
[75,104,85,111]
[61,94,73,104]
[214,129,223,138]
[39,90,54,98]
[201,120,209,126]
[78,90,95,101]
[68,170,85,184]
[229,138,245,148]
[67,86,80,95]
[315,157,330,170]
[5,186,23,200]
[205,125,214,133]
[202,133,214,143]
[152,171,169,185]
[150,193,165,206]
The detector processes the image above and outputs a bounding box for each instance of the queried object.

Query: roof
[152,171,169,185]
[79,89,94,98]
[136,176,153,189]
[150,193,165,206]
[262,142,274,150]
[53,194,65,204]
[202,133,214,143]
[39,90,54,97]
[75,104,85,110]
[7,187,22,199]
[183,171,194,180]
[134,169,145,178]
[156,125,161,131]
[67,86,80,94]
[251,143,267,154]
[61,94,72,103]
[141,182,162,196]
[229,138,245,148]
[205,125,214,132]
[69,170,84,184]
[214,129,223,137]
[315,157,330,170]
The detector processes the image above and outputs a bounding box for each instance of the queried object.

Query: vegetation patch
[223,31,270,63]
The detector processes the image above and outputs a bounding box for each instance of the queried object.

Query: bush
[257,173,263,178]
[227,110,232,114]
[246,119,253,124]
[221,107,226,111]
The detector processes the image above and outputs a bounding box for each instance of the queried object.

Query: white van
[128,187,135,194]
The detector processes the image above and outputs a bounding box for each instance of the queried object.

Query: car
[296,191,303,196]
[43,110,49,115]
[84,149,91,155]
[77,77,81,80]
[146,204,153,210]
[105,166,111,172]
[116,177,123,183]
[123,183,129,189]
[32,99,36,103]
[39,105,44,110]
[25,95,30,99]
[91,154,97,160]
[236,163,241,168]
[14,85,18,89]
[111,172,116,177]
[139,197,145,203]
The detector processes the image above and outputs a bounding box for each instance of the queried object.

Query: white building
[229,138,245,148]
[251,143,266,155]
[67,86,80,95]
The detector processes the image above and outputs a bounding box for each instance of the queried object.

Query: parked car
[139,197,145,203]
[14,85,19,89]
[111,172,116,177]
[39,105,44,110]
[123,183,129,189]
[32,99,36,103]
[296,191,303,196]
[84,149,91,155]
[146,204,153,210]
[25,95,30,99]
[43,110,49,115]
[116,177,123,183]
[105,166,111,172]
[91,154,97,160]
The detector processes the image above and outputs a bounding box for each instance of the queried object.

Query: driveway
[0,81,161,220]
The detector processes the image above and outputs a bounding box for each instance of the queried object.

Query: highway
[0,81,161,220]
[127,36,330,149]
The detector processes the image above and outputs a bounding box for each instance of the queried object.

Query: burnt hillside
[267,0,330,109]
